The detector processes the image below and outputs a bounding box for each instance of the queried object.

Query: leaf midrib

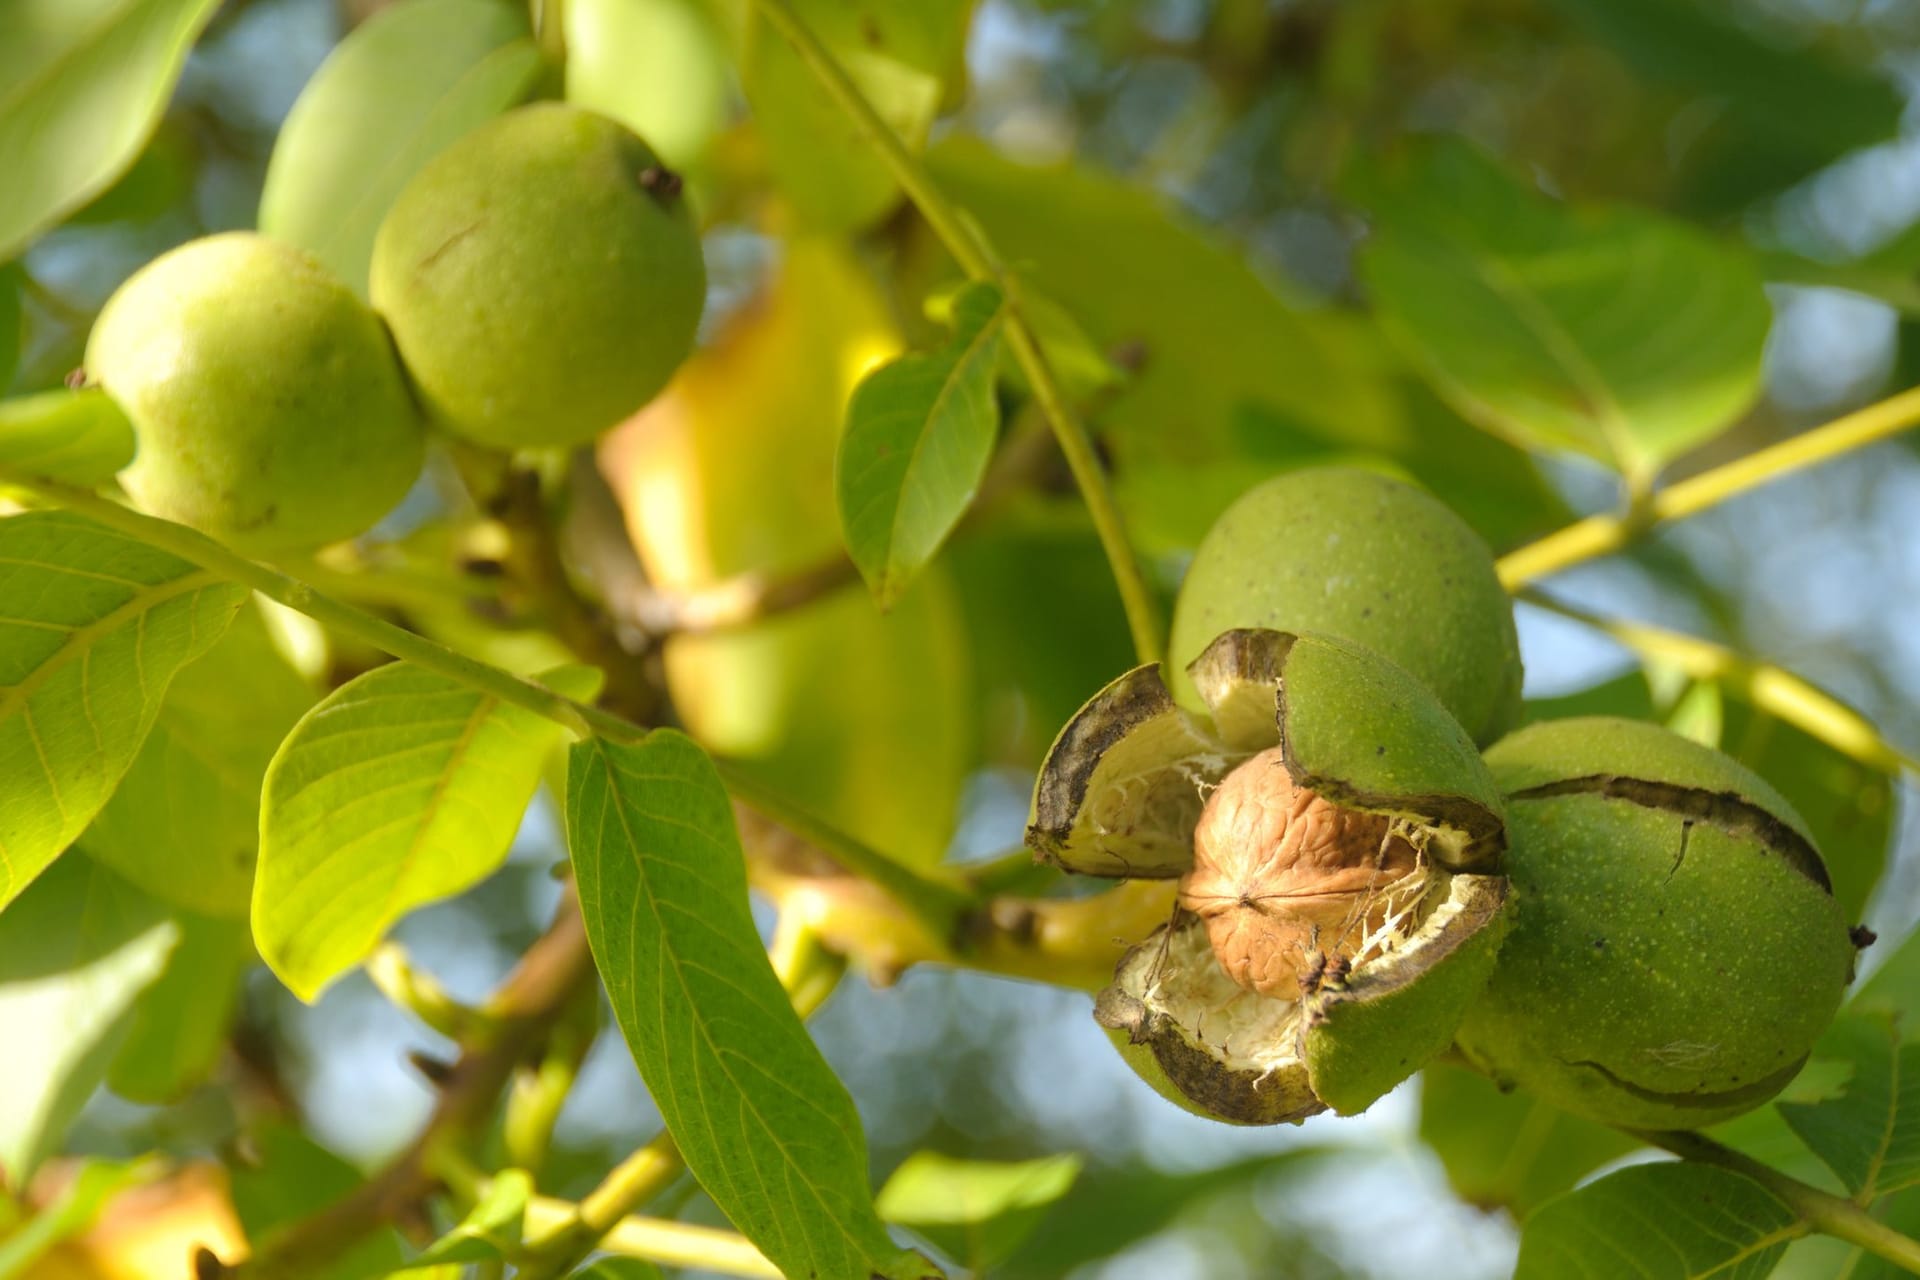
[588,742,881,1275]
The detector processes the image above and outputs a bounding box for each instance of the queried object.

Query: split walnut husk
[1028,629,1511,1123]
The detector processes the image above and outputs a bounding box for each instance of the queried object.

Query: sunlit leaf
[258,0,541,295]
[83,602,315,918]
[254,662,596,1001]
[1516,1161,1800,1278]
[0,1157,152,1277]
[564,0,728,170]
[1358,140,1770,480]
[0,858,177,1186]
[400,1169,530,1268]
[0,0,223,259]
[0,511,247,911]
[877,1151,1081,1272]
[1419,1063,1640,1218]
[838,282,1005,607]
[567,731,935,1280]
[1779,1014,1920,1202]
[721,0,973,231]
[566,1260,663,1280]
[0,264,19,392]
[0,389,137,487]
[105,912,249,1104]
[929,137,1401,463]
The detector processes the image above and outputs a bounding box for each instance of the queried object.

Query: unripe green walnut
[85,233,425,553]
[1169,468,1522,746]
[1456,717,1859,1130]
[371,103,706,449]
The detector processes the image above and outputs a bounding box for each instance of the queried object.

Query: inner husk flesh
[1177,747,1436,998]
[1137,916,1304,1080]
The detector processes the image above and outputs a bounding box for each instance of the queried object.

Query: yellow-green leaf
[0,0,223,259]
[567,731,939,1280]
[254,662,596,1001]
[0,511,247,911]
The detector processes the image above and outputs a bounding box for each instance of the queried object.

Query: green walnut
[85,232,425,553]
[1168,468,1522,746]
[371,102,706,450]
[1455,716,1860,1129]
[1029,628,1510,1124]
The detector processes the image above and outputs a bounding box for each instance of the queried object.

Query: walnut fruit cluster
[84,103,705,553]
[1029,465,1862,1130]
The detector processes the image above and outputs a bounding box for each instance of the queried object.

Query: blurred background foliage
[9,0,1920,1276]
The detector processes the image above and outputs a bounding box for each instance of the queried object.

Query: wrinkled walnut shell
[1180,747,1422,997]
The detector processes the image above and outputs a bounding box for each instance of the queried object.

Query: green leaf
[105,911,249,1103]
[83,601,315,918]
[230,1125,408,1280]
[929,138,1401,462]
[1856,925,1920,1030]
[876,1152,1081,1272]
[566,1261,664,1280]
[945,504,1134,766]
[0,857,178,1186]
[1524,671,1658,725]
[723,0,973,231]
[567,731,934,1280]
[0,1156,152,1277]
[1550,0,1900,159]
[564,0,728,170]
[999,1149,1334,1279]
[0,389,137,487]
[0,511,248,911]
[0,0,223,260]
[258,0,542,295]
[1778,1014,1920,1202]
[1419,1063,1641,1218]
[400,1168,530,1268]
[254,662,595,1001]
[1719,691,1893,925]
[837,282,1005,607]
[0,264,19,392]
[1358,140,1770,481]
[1516,1161,1801,1279]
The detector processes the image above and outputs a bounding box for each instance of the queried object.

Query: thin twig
[522,1200,781,1278]
[1497,385,1920,589]
[1520,589,1920,777]
[218,898,598,1279]
[0,469,974,943]
[514,926,845,1277]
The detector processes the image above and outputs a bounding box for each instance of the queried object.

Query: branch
[1640,1129,1920,1274]
[1497,385,1920,589]
[745,0,1164,665]
[1521,590,1920,777]
[0,470,973,943]
[623,553,860,635]
[514,925,844,1277]
[213,897,598,1279]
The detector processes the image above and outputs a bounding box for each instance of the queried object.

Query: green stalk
[1498,385,1920,589]
[743,0,1164,665]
